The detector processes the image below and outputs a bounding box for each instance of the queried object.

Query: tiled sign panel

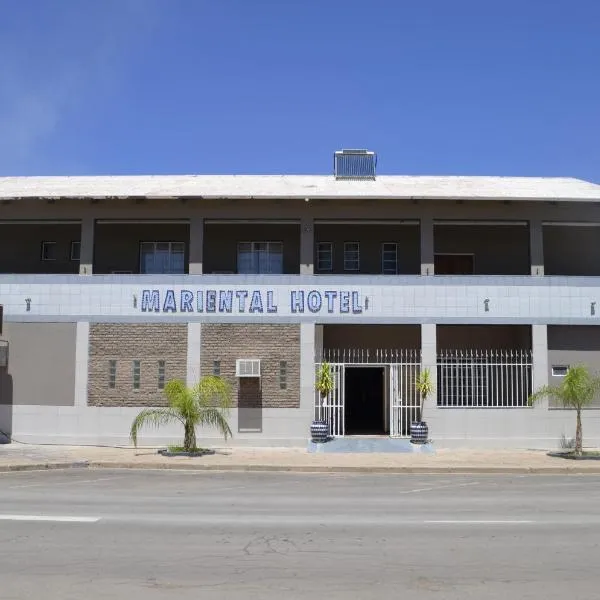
[1,276,599,323]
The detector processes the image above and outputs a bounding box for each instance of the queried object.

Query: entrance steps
[307,437,435,454]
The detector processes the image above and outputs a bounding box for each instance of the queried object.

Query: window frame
[139,241,186,275]
[381,242,398,275]
[157,360,166,390]
[132,360,141,390]
[41,241,57,261]
[316,241,333,272]
[279,360,287,390]
[343,241,360,272]
[236,241,284,274]
[108,360,117,389]
[70,241,81,262]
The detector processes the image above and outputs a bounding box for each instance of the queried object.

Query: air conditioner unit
[235,359,261,378]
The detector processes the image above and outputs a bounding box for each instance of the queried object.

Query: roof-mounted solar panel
[334,149,377,180]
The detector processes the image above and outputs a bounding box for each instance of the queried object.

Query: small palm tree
[130,376,232,452]
[415,368,435,421]
[529,365,600,455]
[315,362,334,401]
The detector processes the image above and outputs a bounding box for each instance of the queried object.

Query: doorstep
[307,437,435,454]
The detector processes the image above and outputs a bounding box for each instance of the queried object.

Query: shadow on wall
[238,378,263,433]
[0,369,13,443]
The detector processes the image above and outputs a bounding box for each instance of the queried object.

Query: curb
[2,460,600,475]
[0,461,89,473]
[86,462,600,475]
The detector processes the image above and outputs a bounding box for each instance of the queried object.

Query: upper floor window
[237,242,283,274]
[381,243,398,274]
[70,241,81,262]
[140,242,185,274]
[343,242,360,271]
[41,241,56,261]
[316,242,333,272]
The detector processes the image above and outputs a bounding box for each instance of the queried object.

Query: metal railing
[318,348,420,364]
[437,349,532,408]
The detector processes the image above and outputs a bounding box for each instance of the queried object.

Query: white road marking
[0,515,100,523]
[424,520,535,525]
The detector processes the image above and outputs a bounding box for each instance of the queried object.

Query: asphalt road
[0,469,599,599]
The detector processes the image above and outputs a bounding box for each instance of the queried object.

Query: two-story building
[1,151,600,448]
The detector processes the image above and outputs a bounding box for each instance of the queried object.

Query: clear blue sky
[1,0,598,180]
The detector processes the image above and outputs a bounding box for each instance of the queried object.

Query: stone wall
[88,323,187,407]
[201,324,300,408]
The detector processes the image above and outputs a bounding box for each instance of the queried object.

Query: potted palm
[311,362,334,442]
[411,368,434,444]
[529,364,600,457]
[130,376,232,455]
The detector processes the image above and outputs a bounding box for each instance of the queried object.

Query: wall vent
[235,359,261,378]
[334,149,377,180]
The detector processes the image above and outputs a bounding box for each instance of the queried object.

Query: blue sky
[0,0,598,180]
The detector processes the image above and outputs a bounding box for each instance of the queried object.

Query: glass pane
[237,244,255,274]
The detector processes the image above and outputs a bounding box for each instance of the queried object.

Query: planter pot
[310,420,330,443]
[410,421,429,445]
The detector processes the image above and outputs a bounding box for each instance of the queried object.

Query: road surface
[0,468,599,599]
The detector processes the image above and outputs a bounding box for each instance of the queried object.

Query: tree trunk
[183,421,197,452]
[575,409,583,456]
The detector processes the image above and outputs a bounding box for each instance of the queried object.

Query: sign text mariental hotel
[140,288,366,315]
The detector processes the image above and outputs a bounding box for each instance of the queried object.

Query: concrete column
[420,323,437,412]
[188,217,204,275]
[420,217,434,275]
[186,322,202,387]
[531,324,549,409]
[529,219,544,276]
[74,321,90,407]
[79,218,94,275]
[315,324,324,363]
[300,217,314,275]
[300,323,316,413]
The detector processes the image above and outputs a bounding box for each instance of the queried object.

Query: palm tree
[529,365,600,455]
[415,367,435,422]
[130,376,232,452]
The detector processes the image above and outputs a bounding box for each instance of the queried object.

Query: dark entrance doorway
[344,367,386,435]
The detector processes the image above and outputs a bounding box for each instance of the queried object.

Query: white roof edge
[0,174,599,201]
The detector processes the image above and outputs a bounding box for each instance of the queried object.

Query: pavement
[1,469,600,599]
[2,442,600,473]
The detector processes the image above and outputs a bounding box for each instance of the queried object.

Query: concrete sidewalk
[2,443,600,474]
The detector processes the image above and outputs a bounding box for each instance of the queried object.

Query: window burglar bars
[437,349,532,408]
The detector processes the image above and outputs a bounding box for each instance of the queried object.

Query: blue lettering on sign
[139,288,366,315]
[249,290,264,313]
[163,289,177,313]
[180,290,194,313]
[219,290,233,313]
[141,289,160,312]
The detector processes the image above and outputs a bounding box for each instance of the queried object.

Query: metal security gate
[389,351,421,437]
[315,363,345,436]
[316,349,420,438]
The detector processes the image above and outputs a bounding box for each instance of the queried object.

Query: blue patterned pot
[310,420,330,443]
[410,421,429,444]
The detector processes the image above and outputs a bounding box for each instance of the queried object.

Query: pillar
[420,216,434,275]
[420,323,437,412]
[300,323,316,414]
[74,321,90,407]
[79,218,95,275]
[189,217,204,275]
[186,322,202,387]
[531,325,548,409]
[300,217,314,275]
[529,219,544,276]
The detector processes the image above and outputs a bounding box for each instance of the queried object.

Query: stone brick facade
[201,324,300,408]
[88,324,187,407]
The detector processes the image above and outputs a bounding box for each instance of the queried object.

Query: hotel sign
[140,288,366,315]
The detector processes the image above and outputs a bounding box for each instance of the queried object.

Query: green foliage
[130,376,232,452]
[316,362,334,399]
[415,368,435,421]
[529,364,600,455]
